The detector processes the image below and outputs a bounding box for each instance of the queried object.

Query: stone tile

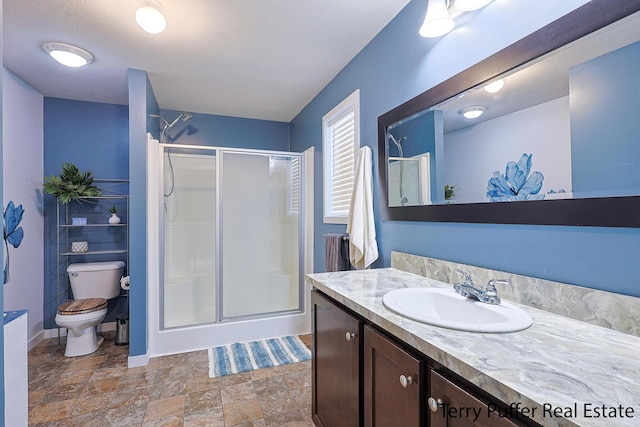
[252,376,288,396]
[249,365,282,381]
[143,395,185,423]
[66,391,116,417]
[185,389,222,415]
[263,408,314,427]
[27,333,313,426]
[55,368,94,386]
[91,365,127,380]
[183,405,225,427]
[282,370,311,390]
[141,414,185,426]
[67,355,106,372]
[220,381,257,405]
[55,409,108,426]
[146,376,187,400]
[220,371,252,387]
[108,383,152,409]
[186,374,220,393]
[256,389,298,417]
[222,398,263,426]
[105,401,148,426]
[82,376,121,394]
[280,360,311,374]
[39,381,86,404]
[28,399,76,424]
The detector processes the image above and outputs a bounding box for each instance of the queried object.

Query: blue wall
[570,40,640,197]
[43,98,130,329]
[157,109,290,151]
[127,69,156,357]
[291,0,640,297]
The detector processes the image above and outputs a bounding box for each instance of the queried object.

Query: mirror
[379,0,640,226]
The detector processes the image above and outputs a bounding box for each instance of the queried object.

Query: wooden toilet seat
[57,298,107,315]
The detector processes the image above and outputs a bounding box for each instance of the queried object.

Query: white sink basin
[382,287,532,333]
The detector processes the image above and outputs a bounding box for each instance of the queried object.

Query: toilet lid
[58,298,107,315]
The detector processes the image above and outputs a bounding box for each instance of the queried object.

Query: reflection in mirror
[386,9,640,207]
[386,109,442,206]
[378,0,640,226]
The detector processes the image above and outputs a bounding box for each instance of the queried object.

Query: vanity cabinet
[312,289,540,427]
[429,370,525,427]
[364,324,423,426]
[311,290,361,427]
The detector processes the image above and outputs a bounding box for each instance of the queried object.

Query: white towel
[347,146,379,269]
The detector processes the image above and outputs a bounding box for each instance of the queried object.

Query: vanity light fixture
[461,106,487,119]
[135,1,167,34]
[484,79,504,93]
[419,0,456,38]
[42,42,93,67]
[453,0,494,12]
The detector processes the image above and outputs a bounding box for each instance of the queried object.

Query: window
[323,89,360,224]
[290,156,300,215]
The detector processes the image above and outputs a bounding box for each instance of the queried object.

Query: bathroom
[3,0,640,425]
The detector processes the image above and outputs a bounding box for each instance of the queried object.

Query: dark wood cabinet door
[364,325,423,427]
[312,291,361,427]
[429,370,526,427]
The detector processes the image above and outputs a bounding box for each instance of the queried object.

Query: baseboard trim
[128,353,150,368]
[43,321,117,339]
[27,330,45,351]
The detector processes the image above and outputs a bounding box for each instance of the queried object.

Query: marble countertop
[306,268,640,427]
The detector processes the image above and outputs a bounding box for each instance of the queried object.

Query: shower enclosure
[147,138,308,356]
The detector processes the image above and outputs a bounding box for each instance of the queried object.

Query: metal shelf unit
[55,180,129,334]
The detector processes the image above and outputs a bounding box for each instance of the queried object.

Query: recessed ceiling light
[135,3,167,34]
[42,42,93,67]
[484,79,504,93]
[461,106,487,119]
[454,0,494,12]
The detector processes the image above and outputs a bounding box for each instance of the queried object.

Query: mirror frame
[378,0,640,227]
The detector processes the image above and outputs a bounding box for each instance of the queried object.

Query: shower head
[388,133,407,157]
[150,112,193,129]
[150,112,194,143]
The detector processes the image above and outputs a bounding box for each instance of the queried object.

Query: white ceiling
[3,0,411,122]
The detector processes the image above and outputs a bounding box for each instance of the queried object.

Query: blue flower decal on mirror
[487,154,545,202]
[3,201,25,284]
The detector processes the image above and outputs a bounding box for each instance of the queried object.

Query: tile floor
[27,332,314,426]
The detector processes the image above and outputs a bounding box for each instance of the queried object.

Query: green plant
[109,205,118,215]
[43,162,101,204]
[444,184,456,200]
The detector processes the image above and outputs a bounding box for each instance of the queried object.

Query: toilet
[55,261,125,357]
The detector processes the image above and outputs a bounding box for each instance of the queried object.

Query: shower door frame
[147,139,313,356]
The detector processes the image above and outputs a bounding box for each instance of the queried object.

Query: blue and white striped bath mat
[208,335,311,377]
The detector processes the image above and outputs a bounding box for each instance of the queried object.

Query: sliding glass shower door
[161,146,302,330]
[220,152,300,320]
[163,149,217,328]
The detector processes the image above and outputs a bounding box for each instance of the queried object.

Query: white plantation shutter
[290,156,300,214]
[323,90,360,224]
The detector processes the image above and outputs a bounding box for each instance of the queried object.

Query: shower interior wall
[42,99,293,331]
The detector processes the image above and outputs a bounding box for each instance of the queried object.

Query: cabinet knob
[428,397,443,412]
[345,332,356,342]
[399,374,413,388]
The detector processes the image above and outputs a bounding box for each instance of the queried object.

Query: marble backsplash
[391,251,640,337]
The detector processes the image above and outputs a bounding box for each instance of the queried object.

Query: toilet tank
[67,261,125,300]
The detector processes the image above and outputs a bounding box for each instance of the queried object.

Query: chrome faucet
[453,269,508,305]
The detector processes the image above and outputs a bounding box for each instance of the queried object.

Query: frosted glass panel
[222,153,300,319]
[163,152,216,328]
